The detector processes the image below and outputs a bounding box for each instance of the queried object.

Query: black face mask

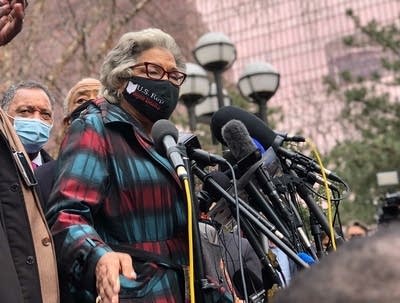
[123,76,179,123]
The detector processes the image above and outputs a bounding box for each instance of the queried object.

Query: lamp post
[238,61,280,124]
[179,63,210,131]
[195,82,231,125]
[193,32,237,112]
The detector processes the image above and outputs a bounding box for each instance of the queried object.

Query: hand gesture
[95,251,137,303]
[0,0,25,46]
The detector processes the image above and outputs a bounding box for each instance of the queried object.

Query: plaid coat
[46,99,188,302]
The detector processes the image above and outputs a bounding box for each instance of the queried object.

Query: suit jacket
[39,149,53,163]
[34,160,56,211]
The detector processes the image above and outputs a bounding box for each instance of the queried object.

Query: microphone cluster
[150,106,348,298]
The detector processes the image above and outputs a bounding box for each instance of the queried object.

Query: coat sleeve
[46,109,112,294]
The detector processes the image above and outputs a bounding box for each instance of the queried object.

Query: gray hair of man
[100,28,186,104]
[1,80,55,111]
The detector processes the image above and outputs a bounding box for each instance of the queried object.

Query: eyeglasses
[131,62,187,86]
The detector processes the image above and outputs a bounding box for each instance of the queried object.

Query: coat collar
[92,98,182,187]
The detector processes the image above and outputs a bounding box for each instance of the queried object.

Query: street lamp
[179,63,210,131]
[193,32,237,111]
[238,61,280,123]
[196,83,231,145]
[195,82,231,125]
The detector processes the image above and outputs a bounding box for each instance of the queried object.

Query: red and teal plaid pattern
[46,99,188,302]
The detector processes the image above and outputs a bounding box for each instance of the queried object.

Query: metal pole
[214,71,225,110]
[188,104,197,131]
[258,100,267,124]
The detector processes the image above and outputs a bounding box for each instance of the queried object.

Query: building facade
[190,0,400,151]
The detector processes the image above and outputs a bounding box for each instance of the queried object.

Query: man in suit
[1,80,55,168]
[0,1,59,302]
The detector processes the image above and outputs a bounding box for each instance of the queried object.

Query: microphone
[221,120,322,261]
[178,133,226,166]
[221,119,258,160]
[221,119,292,239]
[197,170,292,248]
[198,171,232,213]
[290,163,339,191]
[151,119,187,178]
[211,106,344,183]
[276,148,343,184]
[191,164,309,269]
[211,106,277,148]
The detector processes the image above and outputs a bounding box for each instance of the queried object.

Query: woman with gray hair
[47,28,188,303]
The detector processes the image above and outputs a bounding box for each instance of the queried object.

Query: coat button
[10,183,19,192]
[26,256,35,265]
[42,237,51,246]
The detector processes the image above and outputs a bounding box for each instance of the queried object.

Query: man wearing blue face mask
[1,80,54,168]
[0,3,60,302]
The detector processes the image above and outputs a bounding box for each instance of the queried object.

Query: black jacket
[34,159,56,211]
[0,131,42,303]
[39,148,54,163]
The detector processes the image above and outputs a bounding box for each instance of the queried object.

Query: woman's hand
[95,251,137,303]
[0,0,25,46]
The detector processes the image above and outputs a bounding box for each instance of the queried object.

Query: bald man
[63,77,101,126]
[35,78,101,210]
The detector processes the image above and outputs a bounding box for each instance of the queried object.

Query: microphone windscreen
[151,119,179,153]
[211,106,277,149]
[221,119,256,160]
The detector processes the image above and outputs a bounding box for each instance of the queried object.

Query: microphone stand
[234,215,281,302]
[192,163,310,270]
[229,152,292,240]
[286,169,344,246]
[309,213,324,259]
[236,156,318,261]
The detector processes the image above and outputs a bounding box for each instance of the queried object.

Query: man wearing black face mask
[46,28,190,303]
[1,80,55,168]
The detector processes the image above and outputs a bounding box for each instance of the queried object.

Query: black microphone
[276,148,343,184]
[151,119,187,178]
[290,163,339,191]
[214,110,341,254]
[178,133,226,166]
[198,171,232,213]
[211,106,344,183]
[192,164,309,270]
[211,106,278,148]
[198,169,293,247]
[203,171,232,199]
[221,119,292,239]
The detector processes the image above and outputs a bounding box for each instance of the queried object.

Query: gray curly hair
[100,28,185,104]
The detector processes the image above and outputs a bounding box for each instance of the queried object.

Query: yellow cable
[306,138,337,251]
[182,177,196,303]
